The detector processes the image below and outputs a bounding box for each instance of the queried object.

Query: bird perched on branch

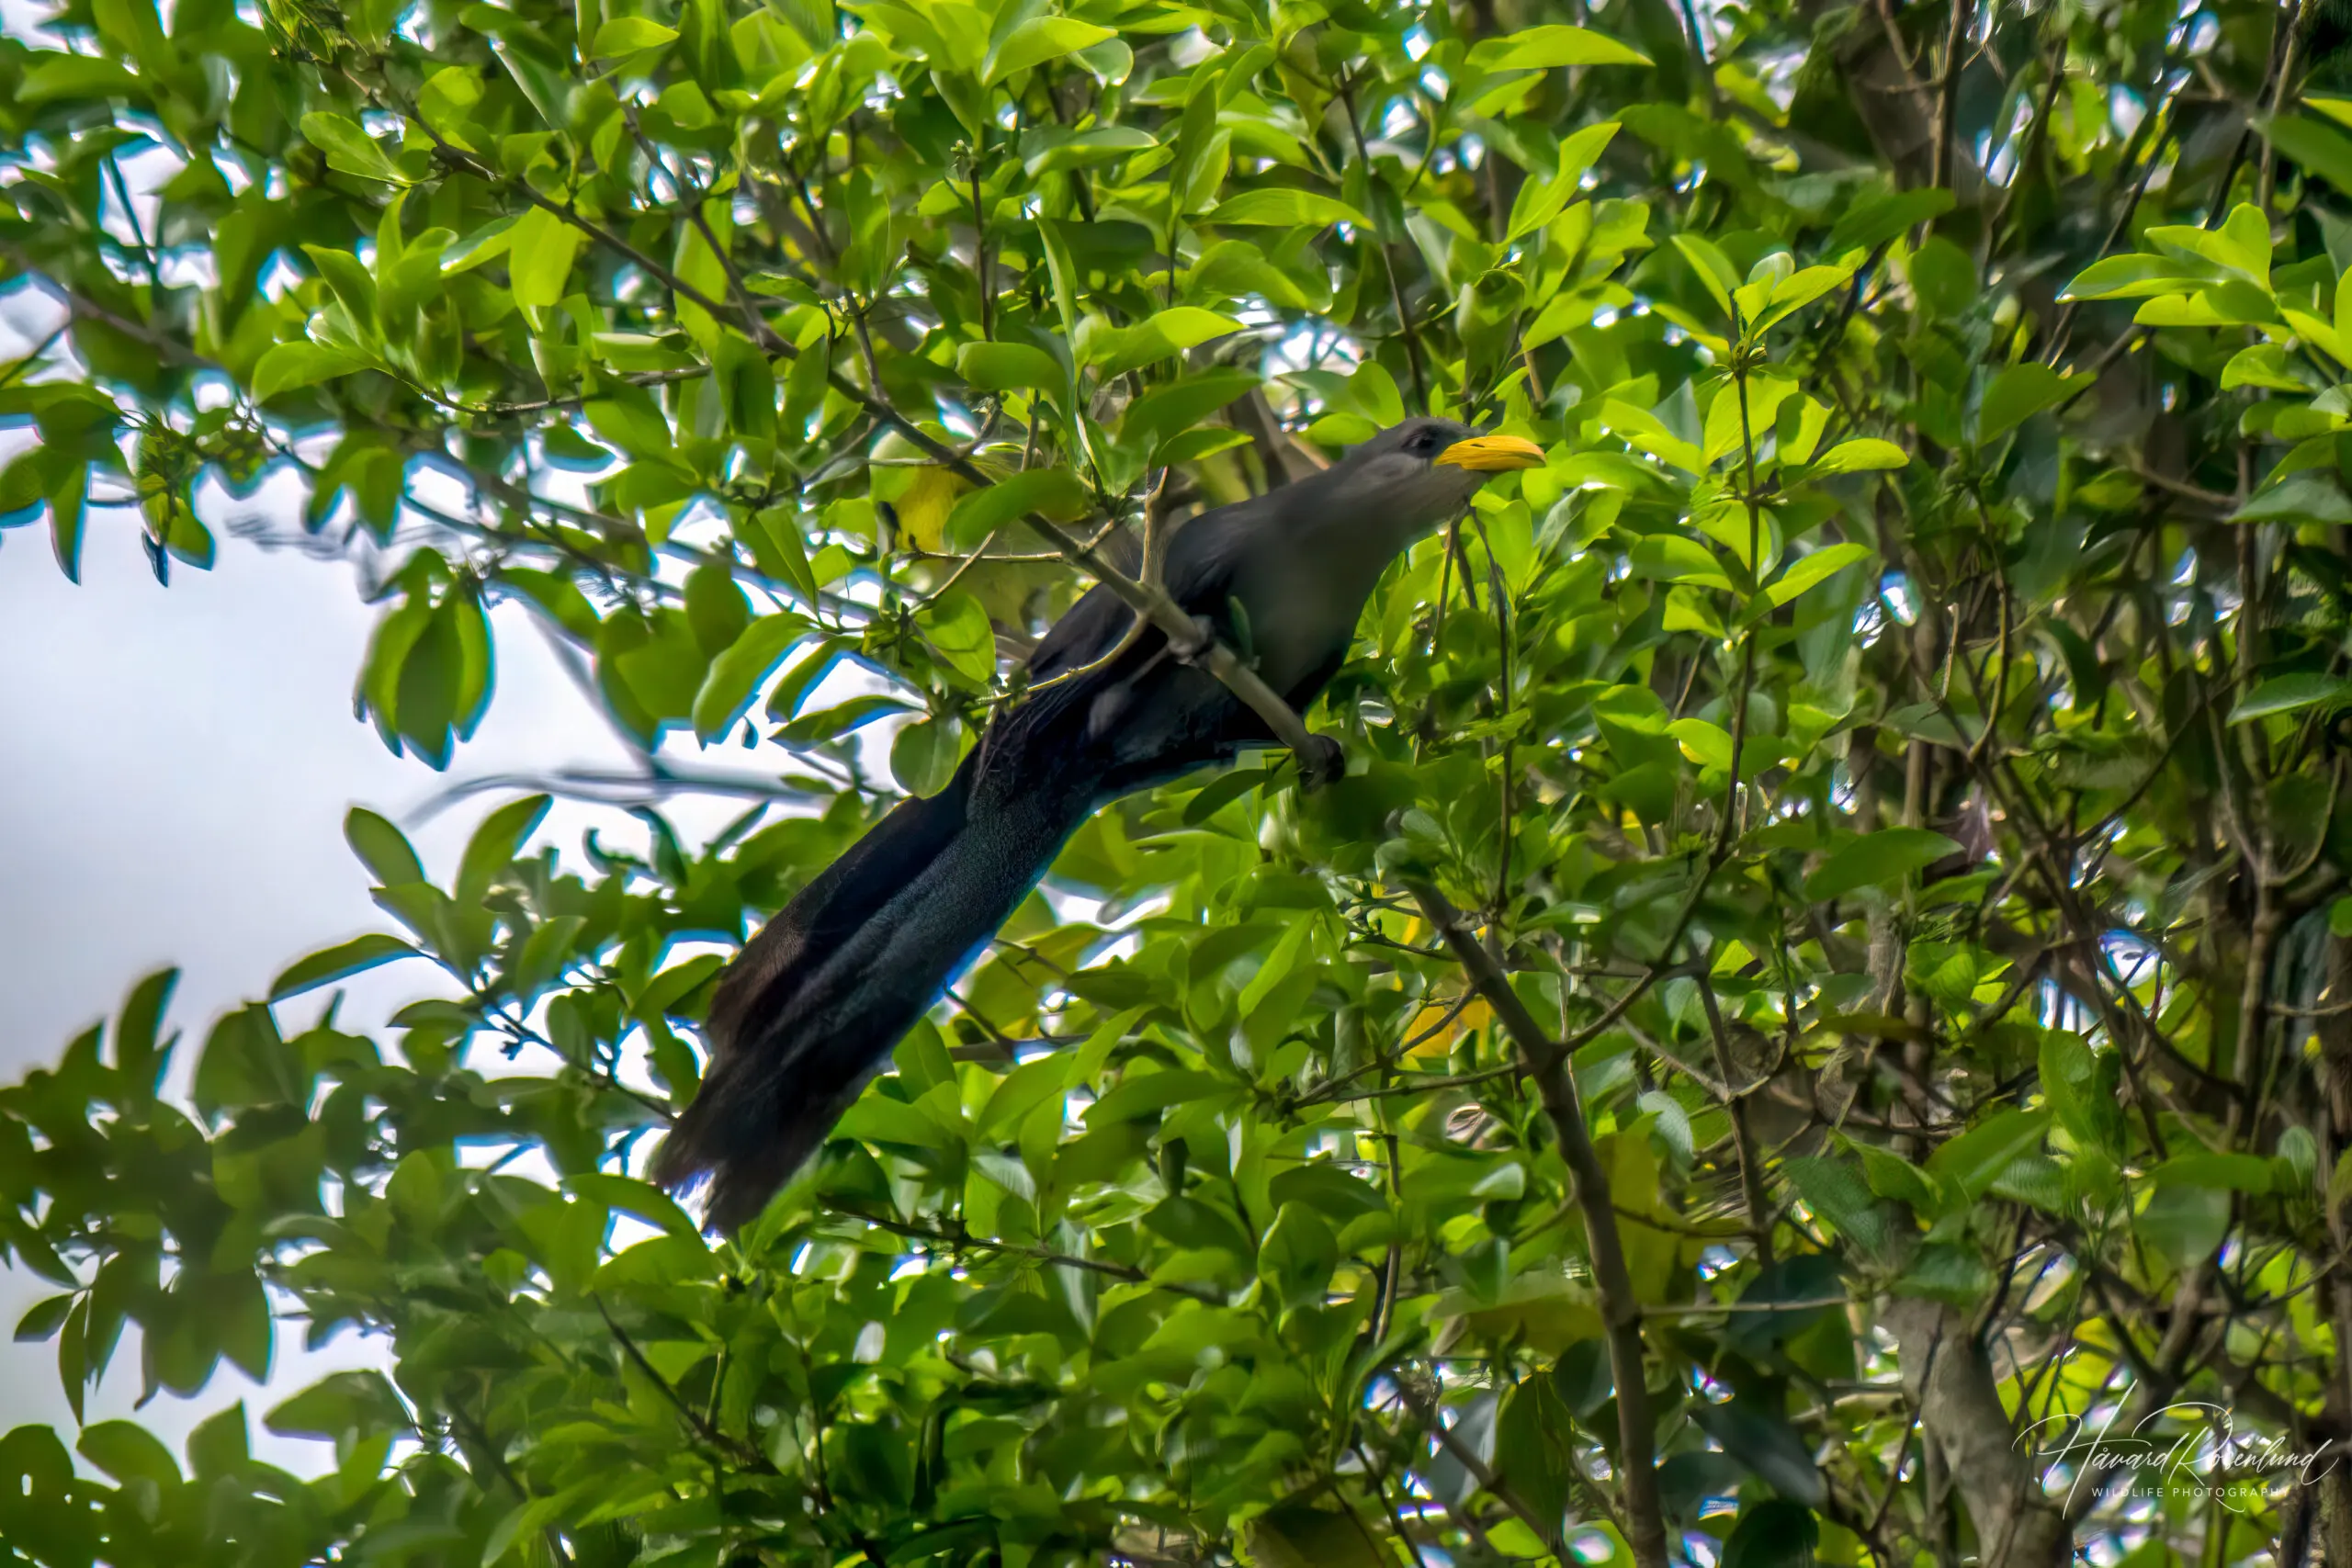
[653,417,1545,1230]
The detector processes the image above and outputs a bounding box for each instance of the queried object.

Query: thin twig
[826,1204,1224,1303]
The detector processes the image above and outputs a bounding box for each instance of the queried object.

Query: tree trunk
[1885,1300,2075,1568]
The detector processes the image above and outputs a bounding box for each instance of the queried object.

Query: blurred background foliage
[2,0,2351,1557]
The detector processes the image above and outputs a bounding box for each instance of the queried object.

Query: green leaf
[783,332,831,429]
[1976,363,2088,444]
[1249,1505,1387,1568]
[266,1371,412,1447]
[834,1091,951,1148]
[1024,124,1155,176]
[2259,111,2352,197]
[2060,252,2216,300]
[48,464,85,584]
[978,1053,1072,1135]
[0,1426,82,1561]
[2039,1032,2125,1156]
[1763,542,1872,606]
[1090,1068,1227,1122]
[76,1423,181,1488]
[2233,472,2352,523]
[588,16,676,54]
[1781,1156,1891,1258]
[252,341,371,401]
[1805,828,1962,901]
[1826,186,1954,256]
[509,204,585,310]
[1674,232,1742,322]
[1630,534,1732,590]
[1465,24,1651,69]
[17,54,144,103]
[1182,766,1272,825]
[920,591,998,686]
[458,795,554,896]
[1504,121,1621,242]
[1123,368,1262,451]
[955,340,1065,391]
[584,384,675,457]
[14,1295,73,1343]
[1690,1398,1828,1507]
[300,111,402,182]
[638,953,724,1018]
[2220,343,2306,391]
[1925,1108,2048,1199]
[114,966,177,1087]
[684,560,752,655]
[268,933,422,999]
[569,1172,701,1236]
[502,566,604,638]
[1034,216,1080,344]
[1720,1502,1819,1568]
[1749,264,1855,332]
[1860,1145,1938,1211]
[779,693,912,744]
[2138,1182,2230,1270]
[345,807,427,886]
[1202,188,1370,228]
[1806,437,1909,474]
[693,614,810,742]
[943,467,1090,548]
[1257,1201,1339,1311]
[1085,307,1248,375]
[983,16,1114,85]
[2158,1151,2273,1193]
[2227,672,2352,723]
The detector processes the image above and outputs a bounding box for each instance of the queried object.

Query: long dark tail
[652,750,1091,1232]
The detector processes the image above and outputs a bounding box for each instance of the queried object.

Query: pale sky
[0,288,896,1461]
[0,263,863,1454]
[0,62,879,1461]
[0,482,640,1451]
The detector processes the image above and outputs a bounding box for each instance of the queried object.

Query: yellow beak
[1432,433,1546,472]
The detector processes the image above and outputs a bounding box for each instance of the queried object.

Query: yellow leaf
[891,467,970,553]
[1405,998,1492,1058]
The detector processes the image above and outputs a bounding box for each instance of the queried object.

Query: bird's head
[1329,416,1547,533]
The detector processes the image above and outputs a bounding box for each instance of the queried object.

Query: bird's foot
[1295,734,1346,793]
[1170,615,1217,665]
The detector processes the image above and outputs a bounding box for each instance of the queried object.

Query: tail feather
[653,755,1089,1232]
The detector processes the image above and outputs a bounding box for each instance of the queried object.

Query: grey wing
[1019,494,1271,682]
[1022,528,1143,683]
[1160,493,1275,619]
[992,494,1280,779]
[1023,582,1135,682]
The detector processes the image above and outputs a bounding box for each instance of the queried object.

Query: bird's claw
[1296,735,1346,793]
[1170,615,1216,664]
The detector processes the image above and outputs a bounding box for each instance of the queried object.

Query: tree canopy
[4,0,2351,1560]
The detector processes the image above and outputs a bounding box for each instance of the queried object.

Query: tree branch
[0,245,219,370]
[1401,878,1668,1568]
[825,1203,1225,1303]
[1395,1384,1576,1563]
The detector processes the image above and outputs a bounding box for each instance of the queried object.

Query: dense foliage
[6,0,2352,1559]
